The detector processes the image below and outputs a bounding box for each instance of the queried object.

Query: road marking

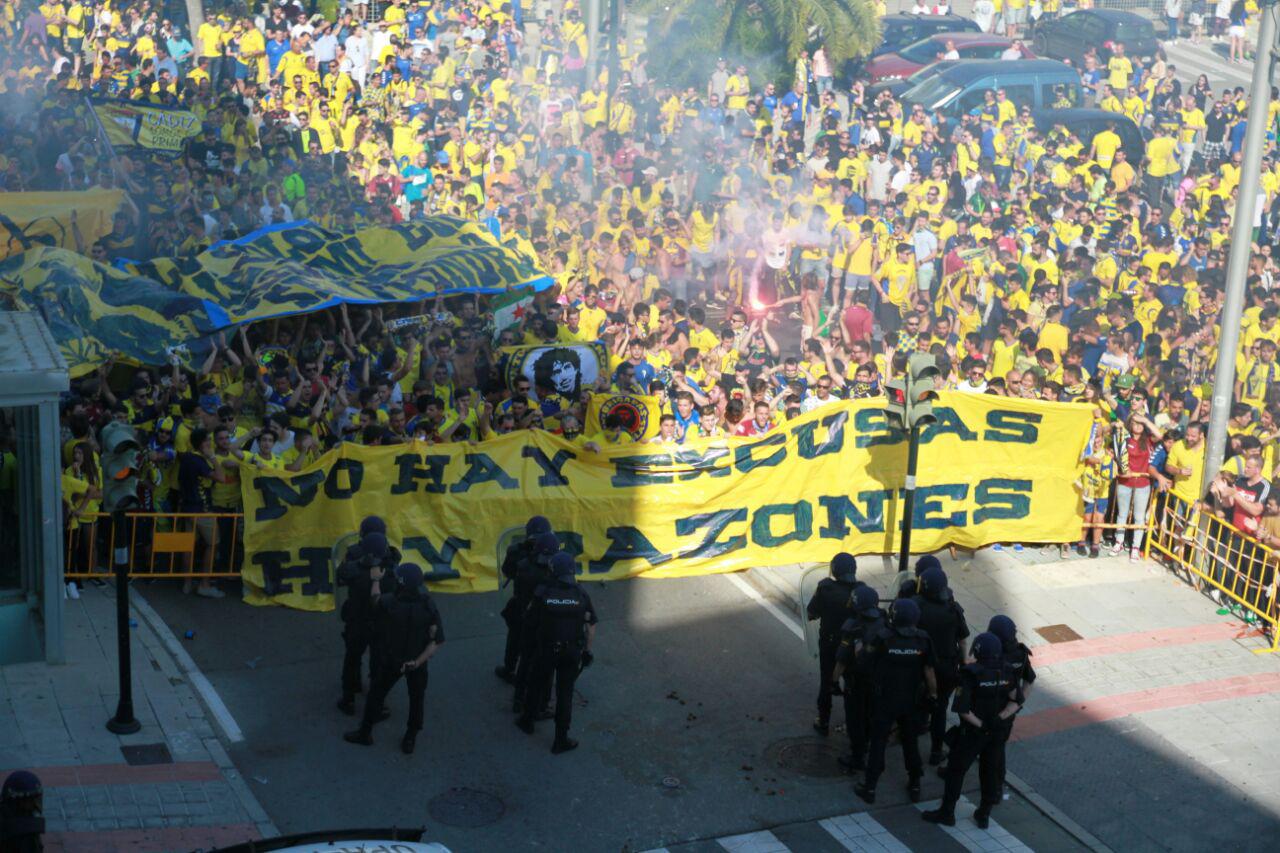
[4,761,223,786]
[819,812,912,851]
[1030,621,1242,666]
[1012,670,1280,741]
[724,573,806,641]
[717,830,789,853]
[915,797,1032,852]
[130,591,245,744]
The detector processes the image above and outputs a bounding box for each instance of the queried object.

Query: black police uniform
[518,577,598,750]
[914,592,970,760]
[859,623,937,798]
[511,551,554,712]
[994,640,1035,791]
[934,661,1022,823]
[806,577,863,732]
[499,536,539,675]
[833,606,884,769]
[360,585,445,739]
[335,543,400,708]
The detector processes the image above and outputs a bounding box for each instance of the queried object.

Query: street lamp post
[1202,3,1278,489]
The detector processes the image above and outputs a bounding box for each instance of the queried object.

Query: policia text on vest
[239,394,1092,611]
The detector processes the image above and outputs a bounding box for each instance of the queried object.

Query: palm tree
[637,0,880,86]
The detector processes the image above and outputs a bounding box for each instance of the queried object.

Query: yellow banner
[0,189,124,259]
[585,392,663,441]
[92,99,201,152]
[239,394,1092,611]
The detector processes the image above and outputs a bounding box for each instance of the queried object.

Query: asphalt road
[141,573,1086,851]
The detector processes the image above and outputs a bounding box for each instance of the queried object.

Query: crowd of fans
[0,0,1273,623]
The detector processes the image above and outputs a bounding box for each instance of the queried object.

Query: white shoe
[1130,548,1141,562]
[1110,542,1124,556]
[196,586,226,599]
[1211,588,1222,604]
[66,581,80,600]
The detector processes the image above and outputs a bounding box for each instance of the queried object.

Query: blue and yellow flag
[0,217,551,377]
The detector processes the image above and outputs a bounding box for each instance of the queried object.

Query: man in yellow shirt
[1166,423,1206,507]
[1144,125,1178,206]
[1089,121,1123,170]
[1106,43,1133,91]
[875,243,917,333]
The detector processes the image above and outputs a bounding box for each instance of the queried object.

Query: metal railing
[1147,493,1280,653]
[65,512,243,579]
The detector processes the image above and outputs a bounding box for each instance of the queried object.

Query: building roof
[0,312,69,398]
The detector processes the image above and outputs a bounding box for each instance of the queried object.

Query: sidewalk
[0,584,275,853]
[745,548,1280,850]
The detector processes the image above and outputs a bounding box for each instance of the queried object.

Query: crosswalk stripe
[717,830,790,853]
[818,812,912,852]
[915,796,1033,853]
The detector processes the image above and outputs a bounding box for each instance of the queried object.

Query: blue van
[900,59,1083,120]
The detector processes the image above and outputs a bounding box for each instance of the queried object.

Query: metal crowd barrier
[1148,494,1280,654]
[64,512,244,579]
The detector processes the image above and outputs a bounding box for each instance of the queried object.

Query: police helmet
[359,515,387,537]
[891,598,920,628]
[914,554,942,577]
[526,515,553,537]
[550,551,577,581]
[1,770,42,801]
[535,531,560,556]
[987,614,1017,647]
[396,562,425,590]
[854,585,880,615]
[360,532,388,562]
[918,566,949,600]
[830,552,857,581]
[971,631,1003,662]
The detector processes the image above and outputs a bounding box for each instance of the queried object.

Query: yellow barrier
[65,512,243,579]
[1147,493,1280,654]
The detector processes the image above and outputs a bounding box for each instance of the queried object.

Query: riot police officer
[335,521,401,715]
[986,615,1035,797]
[830,585,885,773]
[913,565,970,765]
[512,531,560,714]
[516,552,598,754]
[923,632,1022,829]
[805,552,865,735]
[855,598,937,805]
[344,563,446,755]
[496,516,553,683]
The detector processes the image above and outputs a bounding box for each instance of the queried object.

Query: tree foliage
[637,0,880,88]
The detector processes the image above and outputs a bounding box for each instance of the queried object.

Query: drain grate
[427,787,504,828]
[768,737,845,778]
[120,743,173,766]
[1035,623,1083,643]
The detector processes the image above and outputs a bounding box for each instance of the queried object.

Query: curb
[1004,770,1114,853]
[129,589,245,744]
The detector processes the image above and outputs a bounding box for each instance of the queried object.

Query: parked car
[900,59,1083,119]
[874,13,982,58]
[866,60,958,101]
[865,33,1035,83]
[1031,108,1146,166]
[1030,9,1159,68]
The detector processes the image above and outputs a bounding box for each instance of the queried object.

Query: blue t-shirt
[265,39,290,76]
[401,164,434,202]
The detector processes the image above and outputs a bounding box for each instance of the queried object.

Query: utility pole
[585,0,602,85]
[1202,2,1277,490]
[884,354,940,574]
[185,0,204,32]
[604,0,621,124]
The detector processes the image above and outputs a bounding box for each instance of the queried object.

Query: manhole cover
[120,744,172,766]
[427,787,504,828]
[768,737,844,778]
[1035,623,1083,643]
